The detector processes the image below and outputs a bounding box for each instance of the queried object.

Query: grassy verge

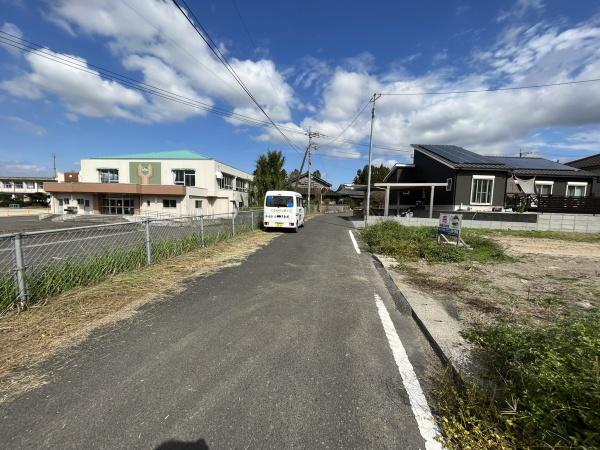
[464,228,600,243]
[0,229,275,404]
[438,311,600,449]
[362,221,509,264]
[1,225,255,312]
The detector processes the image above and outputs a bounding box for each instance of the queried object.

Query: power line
[171,0,304,155]
[0,31,310,136]
[380,77,600,96]
[320,99,371,147]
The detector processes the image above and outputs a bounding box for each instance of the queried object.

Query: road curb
[372,253,467,381]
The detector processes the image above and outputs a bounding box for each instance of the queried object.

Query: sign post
[437,213,468,247]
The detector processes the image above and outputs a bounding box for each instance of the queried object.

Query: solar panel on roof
[494,157,578,171]
[419,145,500,165]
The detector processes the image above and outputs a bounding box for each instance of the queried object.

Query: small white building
[0,176,55,200]
[44,150,253,216]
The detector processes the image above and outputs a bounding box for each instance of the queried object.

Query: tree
[287,169,300,182]
[312,169,321,179]
[252,150,287,204]
[353,164,390,184]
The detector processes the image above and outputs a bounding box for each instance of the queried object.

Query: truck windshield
[265,195,294,208]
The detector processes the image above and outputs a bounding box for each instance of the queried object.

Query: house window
[236,178,247,192]
[566,182,587,197]
[218,173,234,190]
[2,181,11,188]
[15,182,23,189]
[98,168,119,183]
[173,169,195,186]
[535,181,553,196]
[195,200,203,209]
[163,199,177,208]
[470,175,494,205]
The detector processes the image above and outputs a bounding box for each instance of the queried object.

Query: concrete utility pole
[305,130,320,213]
[365,93,381,226]
[52,153,57,179]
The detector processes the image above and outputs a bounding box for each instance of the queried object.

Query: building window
[26,181,35,189]
[218,173,234,190]
[58,198,64,206]
[84,199,90,207]
[173,169,196,186]
[238,201,243,208]
[77,198,84,206]
[195,200,203,209]
[236,178,247,192]
[2,181,11,188]
[163,199,177,208]
[535,181,553,196]
[446,178,453,192]
[15,182,23,189]
[98,168,119,183]
[102,196,134,215]
[470,175,494,205]
[566,182,587,197]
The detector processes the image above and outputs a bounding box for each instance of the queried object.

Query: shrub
[439,311,600,448]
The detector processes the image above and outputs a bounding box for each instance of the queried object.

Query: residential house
[567,154,600,196]
[287,172,332,209]
[43,150,253,216]
[380,144,596,216]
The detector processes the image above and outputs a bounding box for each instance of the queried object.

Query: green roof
[93,150,211,160]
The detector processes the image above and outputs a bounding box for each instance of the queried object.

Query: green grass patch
[438,311,600,449]
[362,221,509,264]
[467,228,600,243]
[1,225,255,311]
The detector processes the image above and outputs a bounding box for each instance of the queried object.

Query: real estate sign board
[129,162,161,185]
[438,213,462,237]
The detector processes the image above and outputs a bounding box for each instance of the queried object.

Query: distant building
[43,150,253,216]
[0,175,55,204]
[287,172,332,209]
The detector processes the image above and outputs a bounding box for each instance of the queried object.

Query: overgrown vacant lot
[363,221,600,449]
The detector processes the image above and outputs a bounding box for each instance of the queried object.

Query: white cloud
[497,0,544,23]
[0,22,23,56]
[43,0,296,124]
[2,49,147,120]
[0,161,50,176]
[0,115,46,136]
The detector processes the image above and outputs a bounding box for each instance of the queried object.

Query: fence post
[144,219,152,265]
[232,213,236,236]
[251,211,254,231]
[200,215,205,245]
[13,233,28,308]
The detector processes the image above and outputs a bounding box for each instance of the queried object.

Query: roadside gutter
[372,253,473,379]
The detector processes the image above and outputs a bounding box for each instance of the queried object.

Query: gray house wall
[454,170,507,208]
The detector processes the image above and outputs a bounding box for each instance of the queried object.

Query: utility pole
[52,153,57,179]
[365,93,381,226]
[306,130,320,213]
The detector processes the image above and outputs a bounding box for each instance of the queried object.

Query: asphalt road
[1,214,442,449]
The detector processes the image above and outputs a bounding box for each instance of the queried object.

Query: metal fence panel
[0,210,263,311]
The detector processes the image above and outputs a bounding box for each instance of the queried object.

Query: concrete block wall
[367,213,600,233]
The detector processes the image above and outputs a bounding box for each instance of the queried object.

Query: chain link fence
[0,210,263,311]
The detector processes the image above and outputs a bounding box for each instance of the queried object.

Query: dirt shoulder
[395,234,600,326]
[0,231,276,404]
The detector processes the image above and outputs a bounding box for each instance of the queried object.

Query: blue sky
[1,0,600,186]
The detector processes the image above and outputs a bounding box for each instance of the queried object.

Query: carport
[374,182,449,218]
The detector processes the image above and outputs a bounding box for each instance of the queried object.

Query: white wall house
[44,150,253,216]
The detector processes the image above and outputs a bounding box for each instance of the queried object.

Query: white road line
[348,230,361,254]
[374,293,444,450]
